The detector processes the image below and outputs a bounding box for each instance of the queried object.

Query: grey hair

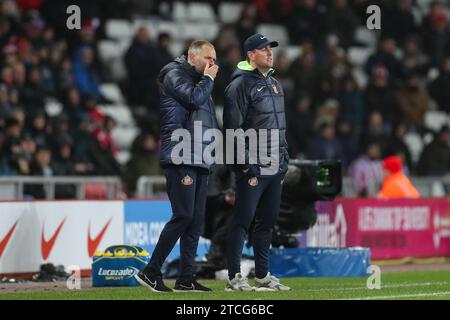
[188,40,213,56]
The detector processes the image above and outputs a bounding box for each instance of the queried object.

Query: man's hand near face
[204,64,219,80]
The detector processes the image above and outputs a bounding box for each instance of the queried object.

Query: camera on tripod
[272,160,342,248]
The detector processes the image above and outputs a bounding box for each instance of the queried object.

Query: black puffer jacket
[159,56,218,171]
[223,61,289,175]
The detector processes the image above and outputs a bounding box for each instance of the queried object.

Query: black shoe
[174,277,212,292]
[135,271,172,292]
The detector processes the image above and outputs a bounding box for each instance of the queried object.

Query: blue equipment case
[270,247,371,277]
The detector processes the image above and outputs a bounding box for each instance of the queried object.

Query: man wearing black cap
[223,34,290,291]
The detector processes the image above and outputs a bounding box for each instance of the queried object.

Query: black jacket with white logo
[223,61,289,175]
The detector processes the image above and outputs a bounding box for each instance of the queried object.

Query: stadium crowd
[1,0,450,198]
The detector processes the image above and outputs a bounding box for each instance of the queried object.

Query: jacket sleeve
[164,69,214,109]
[223,79,248,130]
[223,79,252,170]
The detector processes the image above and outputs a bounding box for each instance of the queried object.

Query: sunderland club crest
[181,175,193,186]
[248,177,258,187]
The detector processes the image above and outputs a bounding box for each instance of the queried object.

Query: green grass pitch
[1,269,450,300]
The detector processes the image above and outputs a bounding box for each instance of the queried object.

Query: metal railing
[136,175,450,198]
[136,175,167,198]
[1,175,446,200]
[0,176,122,200]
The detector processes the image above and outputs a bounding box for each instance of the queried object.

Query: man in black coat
[223,34,290,292]
[135,40,219,293]
[124,27,161,109]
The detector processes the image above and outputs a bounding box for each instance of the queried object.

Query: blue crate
[269,247,371,278]
[92,245,150,287]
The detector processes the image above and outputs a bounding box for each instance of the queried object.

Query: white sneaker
[254,273,291,291]
[225,273,255,292]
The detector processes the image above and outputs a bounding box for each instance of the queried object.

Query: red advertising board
[311,199,450,259]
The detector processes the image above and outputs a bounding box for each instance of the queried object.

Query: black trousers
[145,165,208,278]
[227,170,284,279]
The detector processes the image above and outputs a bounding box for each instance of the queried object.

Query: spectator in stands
[1,117,22,165]
[63,87,86,133]
[49,113,71,151]
[47,42,66,97]
[25,145,54,199]
[213,24,240,60]
[336,117,359,171]
[75,19,104,80]
[0,83,13,115]
[378,155,419,199]
[253,0,291,23]
[36,45,57,97]
[289,45,320,103]
[93,115,119,158]
[12,62,27,101]
[313,98,340,130]
[4,138,31,175]
[53,133,93,175]
[213,45,242,106]
[287,0,327,46]
[89,114,121,176]
[365,35,403,81]
[422,1,450,67]
[20,65,47,112]
[56,56,77,97]
[381,0,417,44]
[401,35,430,76]
[0,15,13,49]
[337,75,364,134]
[273,51,295,106]
[428,56,450,113]
[124,26,161,111]
[287,94,315,158]
[360,111,390,155]
[364,65,399,126]
[318,46,352,103]
[20,132,36,164]
[417,125,450,176]
[72,45,106,102]
[123,132,161,197]
[385,122,413,173]
[9,107,25,129]
[325,0,358,49]
[349,142,383,197]
[48,134,74,198]
[23,14,45,48]
[307,121,345,162]
[71,114,97,175]
[396,72,431,130]
[235,8,257,47]
[26,109,49,147]
[157,32,173,68]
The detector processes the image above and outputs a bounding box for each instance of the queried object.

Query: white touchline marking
[303,281,450,292]
[343,291,450,300]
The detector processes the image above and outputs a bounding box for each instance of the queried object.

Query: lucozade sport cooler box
[92,245,150,287]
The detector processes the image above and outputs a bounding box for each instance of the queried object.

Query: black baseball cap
[243,34,279,54]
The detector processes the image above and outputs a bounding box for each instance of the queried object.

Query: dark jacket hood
[159,55,200,82]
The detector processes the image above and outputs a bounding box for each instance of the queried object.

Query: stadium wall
[0,200,210,277]
[1,199,449,277]
[307,199,450,259]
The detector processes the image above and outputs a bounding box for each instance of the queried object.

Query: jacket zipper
[264,76,280,129]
